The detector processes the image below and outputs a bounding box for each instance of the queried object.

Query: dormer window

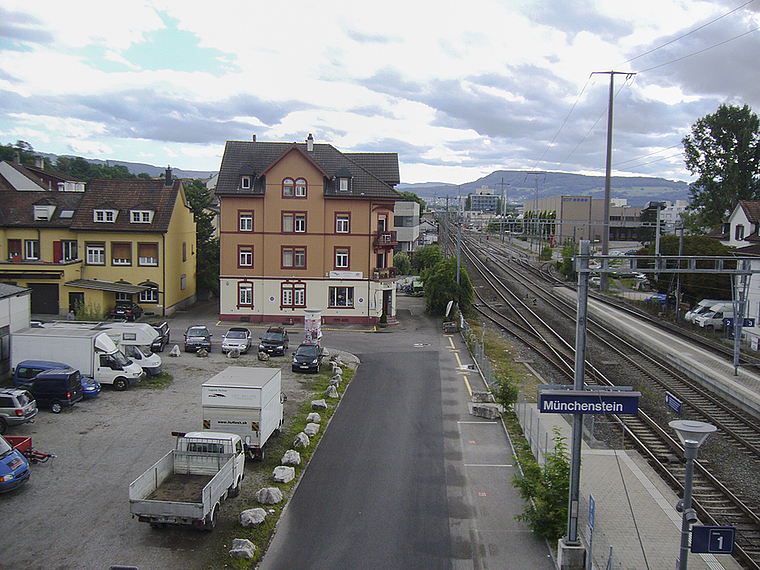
[94,209,117,223]
[241,176,252,190]
[339,178,349,192]
[34,205,55,221]
[336,167,351,192]
[130,210,154,224]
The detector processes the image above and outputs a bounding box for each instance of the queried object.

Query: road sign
[588,495,595,530]
[538,390,641,415]
[691,526,735,554]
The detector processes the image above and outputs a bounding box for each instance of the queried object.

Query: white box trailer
[202,367,284,460]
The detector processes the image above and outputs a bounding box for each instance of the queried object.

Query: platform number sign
[691,526,735,554]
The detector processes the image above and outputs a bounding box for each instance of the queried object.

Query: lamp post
[669,420,717,570]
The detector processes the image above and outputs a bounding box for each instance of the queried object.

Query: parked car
[184,325,212,352]
[17,368,84,413]
[258,326,290,356]
[291,343,325,373]
[0,434,30,492]
[13,359,99,399]
[221,327,252,354]
[149,321,171,352]
[0,387,38,434]
[108,302,143,321]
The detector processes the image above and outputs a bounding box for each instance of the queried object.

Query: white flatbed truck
[128,431,245,531]
[202,366,285,460]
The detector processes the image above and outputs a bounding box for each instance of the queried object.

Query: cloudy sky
[1,0,759,184]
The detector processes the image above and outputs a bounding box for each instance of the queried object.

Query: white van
[101,323,163,376]
[694,302,735,332]
[685,299,724,324]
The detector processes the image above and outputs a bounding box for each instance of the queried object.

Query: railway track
[450,228,760,569]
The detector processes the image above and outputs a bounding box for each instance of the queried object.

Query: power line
[618,0,756,66]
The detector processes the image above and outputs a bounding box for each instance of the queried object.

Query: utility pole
[592,70,635,292]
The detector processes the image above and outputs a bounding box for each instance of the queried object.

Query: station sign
[665,391,682,415]
[723,317,755,328]
[691,526,735,554]
[538,389,640,415]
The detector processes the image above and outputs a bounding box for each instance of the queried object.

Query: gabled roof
[215,139,402,201]
[738,201,760,224]
[70,178,185,233]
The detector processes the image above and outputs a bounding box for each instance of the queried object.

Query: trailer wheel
[114,377,128,391]
[204,504,219,531]
[51,401,63,413]
[229,479,241,497]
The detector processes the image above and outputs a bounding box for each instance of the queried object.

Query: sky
[1,0,759,185]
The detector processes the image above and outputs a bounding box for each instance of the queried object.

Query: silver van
[694,302,735,331]
[685,299,723,324]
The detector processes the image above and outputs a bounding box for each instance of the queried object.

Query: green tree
[399,191,426,212]
[683,104,760,229]
[557,241,577,280]
[184,179,220,297]
[393,251,412,275]
[423,257,474,316]
[55,156,138,181]
[0,141,37,164]
[636,203,662,245]
[512,428,570,541]
[412,244,442,275]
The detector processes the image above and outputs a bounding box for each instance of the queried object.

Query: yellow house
[216,135,402,325]
[0,160,196,317]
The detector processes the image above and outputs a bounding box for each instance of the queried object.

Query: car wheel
[204,504,219,531]
[706,325,715,332]
[114,377,128,391]
[0,418,7,434]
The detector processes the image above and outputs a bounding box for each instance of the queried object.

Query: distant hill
[38,152,216,180]
[398,170,690,207]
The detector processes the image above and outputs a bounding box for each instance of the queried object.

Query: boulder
[303,422,320,436]
[258,351,270,361]
[229,538,256,559]
[293,432,310,448]
[169,345,181,357]
[256,487,283,504]
[240,508,267,527]
[324,385,339,399]
[306,412,321,423]
[273,466,295,483]
[226,348,240,359]
[328,378,340,388]
[281,450,301,465]
[196,348,208,358]
[311,399,328,410]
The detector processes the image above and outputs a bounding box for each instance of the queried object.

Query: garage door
[29,283,59,315]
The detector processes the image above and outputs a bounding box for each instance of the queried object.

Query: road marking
[465,464,514,468]
[463,375,473,396]
[448,337,456,349]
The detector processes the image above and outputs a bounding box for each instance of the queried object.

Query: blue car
[81,376,101,399]
[0,435,30,493]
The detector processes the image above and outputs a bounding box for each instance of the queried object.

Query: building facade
[0,160,197,317]
[216,136,402,325]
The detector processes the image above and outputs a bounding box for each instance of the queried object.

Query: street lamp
[669,420,717,570]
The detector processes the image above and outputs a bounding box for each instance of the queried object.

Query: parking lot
[0,301,342,569]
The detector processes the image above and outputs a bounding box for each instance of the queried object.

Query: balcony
[372,267,397,281]
[373,230,397,248]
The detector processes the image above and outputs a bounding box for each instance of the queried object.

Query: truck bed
[146,473,213,503]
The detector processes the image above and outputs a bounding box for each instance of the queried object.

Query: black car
[291,343,325,373]
[258,327,290,356]
[184,325,212,352]
[18,368,83,413]
[149,321,170,352]
[108,301,143,321]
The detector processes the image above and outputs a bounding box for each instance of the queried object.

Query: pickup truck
[129,431,245,530]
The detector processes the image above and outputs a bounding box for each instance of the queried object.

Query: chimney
[307,133,314,153]
[165,166,173,186]
[252,134,257,142]
[13,151,20,164]
[35,156,44,169]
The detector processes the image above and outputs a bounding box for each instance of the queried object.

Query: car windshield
[226,330,247,339]
[0,437,12,458]
[113,351,130,366]
[296,345,319,357]
[263,331,284,341]
[188,328,208,337]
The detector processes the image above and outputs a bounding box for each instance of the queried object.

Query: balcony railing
[373,230,397,247]
[372,267,397,280]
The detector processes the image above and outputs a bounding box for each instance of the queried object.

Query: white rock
[324,385,339,399]
[256,487,283,504]
[273,466,295,483]
[229,538,256,559]
[303,422,320,437]
[258,351,270,361]
[240,508,267,527]
[293,432,310,448]
[169,345,181,357]
[306,412,321,423]
[281,450,301,465]
[311,399,327,410]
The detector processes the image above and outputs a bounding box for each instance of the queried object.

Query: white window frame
[295,178,307,197]
[130,210,153,223]
[139,285,159,303]
[94,209,117,223]
[62,240,78,261]
[24,240,39,260]
[238,283,252,306]
[336,215,349,233]
[86,244,105,265]
[239,247,253,267]
[239,213,253,232]
[241,176,251,190]
[329,286,354,308]
[294,214,306,233]
[335,249,349,268]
